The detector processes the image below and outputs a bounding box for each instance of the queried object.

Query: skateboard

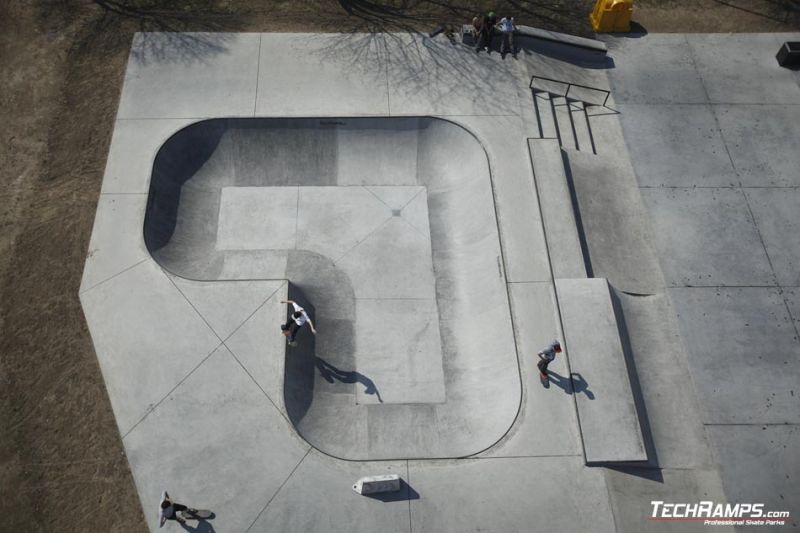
[539,371,550,388]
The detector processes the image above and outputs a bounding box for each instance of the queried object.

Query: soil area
[0,1,797,531]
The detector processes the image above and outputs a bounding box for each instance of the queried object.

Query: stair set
[529,75,612,155]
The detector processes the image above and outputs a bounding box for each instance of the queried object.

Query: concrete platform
[78,29,800,533]
[555,278,646,464]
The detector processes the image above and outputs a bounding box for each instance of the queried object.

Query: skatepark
[78,29,799,532]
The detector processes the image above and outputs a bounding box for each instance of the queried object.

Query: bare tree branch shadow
[309,30,521,113]
[42,0,246,64]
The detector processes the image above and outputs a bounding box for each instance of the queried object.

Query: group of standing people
[472,11,517,57]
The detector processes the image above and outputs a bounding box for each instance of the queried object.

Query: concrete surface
[528,138,587,279]
[79,29,800,533]
[556,278,647,463]
[641,187,776,287]
[605,30,800,533]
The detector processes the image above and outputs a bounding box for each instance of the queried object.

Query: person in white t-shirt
[537,339,562,379]
[497,15,516,58]
[280,300,317,344]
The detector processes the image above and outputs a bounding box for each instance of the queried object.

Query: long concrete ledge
[529,139,587,279]
[555,278,646,464]
[144,117,521,459]
[461,24,607,53]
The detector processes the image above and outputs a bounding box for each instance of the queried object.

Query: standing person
[537,340,562,379]
[158,491,197,527]
[280,299,316,345]
[482,11,498,52]
[472,13,485,52]
[498,15,516,58]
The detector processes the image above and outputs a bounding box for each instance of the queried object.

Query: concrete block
[565,149,664,294]
[352,474,401,495]
[555,278,647,463]
[528,139,586,279]
[515,25,607,52]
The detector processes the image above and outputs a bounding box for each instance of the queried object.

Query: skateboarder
[158,491,197,526]
[537,340,562,379]
[280,299,316,344]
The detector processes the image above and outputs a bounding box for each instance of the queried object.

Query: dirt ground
[0,1,797,531]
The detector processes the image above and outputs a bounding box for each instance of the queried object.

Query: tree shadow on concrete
[315,356,383,403]
[84,0,243,64]
[310,31,523,113]
[332,0,584,34]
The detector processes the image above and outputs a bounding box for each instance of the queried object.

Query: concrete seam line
[225,342,288,428]
[121,341,223,440]
[406,459,413,533]
[165,275,291,420]
[78,258,149,296]
[221,280,289,343]
[244,447,312,533]
[253,33,263,116]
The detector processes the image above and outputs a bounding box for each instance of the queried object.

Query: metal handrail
[529,75,611,107]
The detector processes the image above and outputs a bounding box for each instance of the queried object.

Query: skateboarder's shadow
[315,356,383,403]
[548,371,595,400]
[178,518,216,533]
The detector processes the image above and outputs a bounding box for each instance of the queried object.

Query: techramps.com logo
[649,501,792,527]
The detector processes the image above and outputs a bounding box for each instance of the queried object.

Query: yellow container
[590,0,633,33]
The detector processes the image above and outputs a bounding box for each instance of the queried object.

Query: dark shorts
[281,321,303,340]
[165,503,188,520]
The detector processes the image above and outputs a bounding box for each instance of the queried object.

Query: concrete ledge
[461,24,607,53]
[529,139,587,279]
[555,278,647,464]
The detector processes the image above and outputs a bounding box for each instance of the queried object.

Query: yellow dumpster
[590,0,633,33]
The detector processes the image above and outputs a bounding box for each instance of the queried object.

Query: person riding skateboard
[537,340,562,379]
[159,491,197,526]
[280,299,316,345]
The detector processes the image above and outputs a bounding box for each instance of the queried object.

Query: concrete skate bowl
[144,117,521,460]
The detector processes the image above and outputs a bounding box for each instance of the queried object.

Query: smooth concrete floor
[79,30,800,532]
[604,31,800,532]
